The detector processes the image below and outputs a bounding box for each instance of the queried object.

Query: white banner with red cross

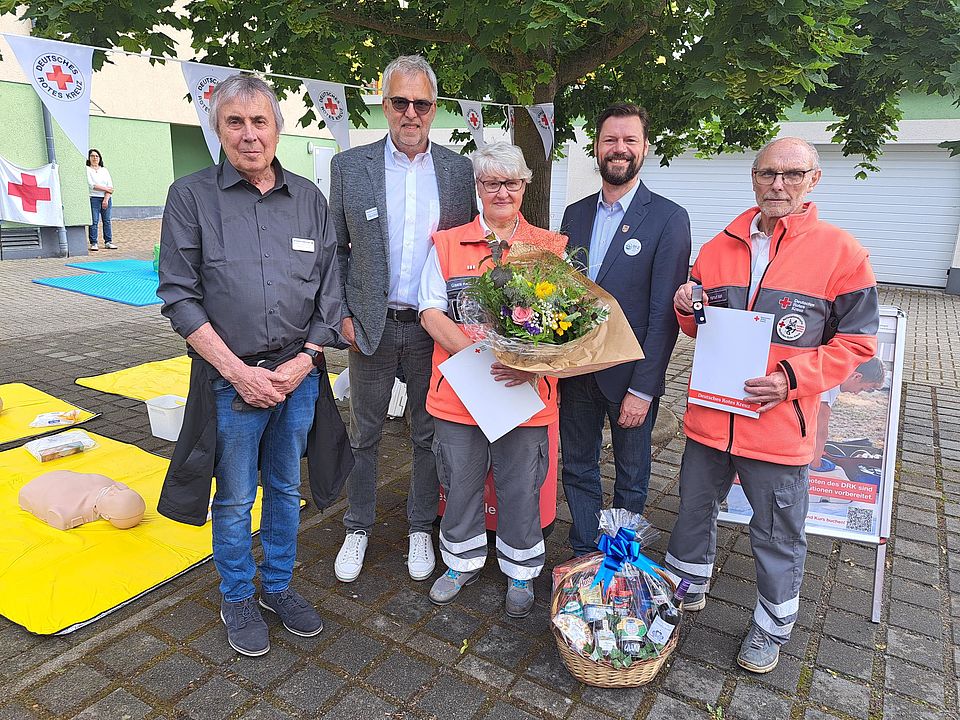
[181,61,237,163]
[304,80,351,151]
[0,155,64,227]
[457,100,486,148]
[526,103,555,160]
[3,34,94,157]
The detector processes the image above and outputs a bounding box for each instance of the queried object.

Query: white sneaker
[407,532,436,580]
[335,531,368,582]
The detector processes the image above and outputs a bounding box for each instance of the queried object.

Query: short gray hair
[471,142,533,182]
[753,137,820,170]
[382,55,438,101]
[209,74,284,134]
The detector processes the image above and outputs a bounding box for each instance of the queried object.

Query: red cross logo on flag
[195,76,220,113]
[754,315,760,321]
[8,173,52,213]
[324,96,339,115]
[317,91,345,122]
[779,297,792,309]
[467,109,481,129]
[45,65,74,91]
[538,110,551,128]
[203,84,215,101]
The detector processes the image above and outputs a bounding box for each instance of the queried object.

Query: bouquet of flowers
[459,237,643,376]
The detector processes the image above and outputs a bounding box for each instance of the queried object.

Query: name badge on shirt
[365,207,379,221]
[291,237,315,252]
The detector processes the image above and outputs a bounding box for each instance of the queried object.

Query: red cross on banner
[779,297,791,309]
[324,96,339,115]
[8,173,51,213]
[203,84,215,101]
[45,65,74,91]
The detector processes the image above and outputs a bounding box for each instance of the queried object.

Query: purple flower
[523,321,543,335]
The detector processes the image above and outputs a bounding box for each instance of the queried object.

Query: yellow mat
[0,383,97,445]
[76,356,338,401]
[0,432,263,635]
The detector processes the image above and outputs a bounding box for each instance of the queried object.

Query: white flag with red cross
[304,80,351,151]
[181,61,237,164]
[0,155,64,227]
[3,34,94,157]
[457,100,486,148]
[526,103,555,160]
[506,106,516,144]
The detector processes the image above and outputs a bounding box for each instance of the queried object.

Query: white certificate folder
[438,343,546,442]
[688,306,775,419]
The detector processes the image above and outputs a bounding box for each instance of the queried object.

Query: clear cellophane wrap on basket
[550,509,678,671]
[457,239,643,377]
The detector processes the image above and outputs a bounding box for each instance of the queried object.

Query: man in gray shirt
[158,75,343,657]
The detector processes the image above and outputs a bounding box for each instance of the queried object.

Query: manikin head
[95,482,146,529]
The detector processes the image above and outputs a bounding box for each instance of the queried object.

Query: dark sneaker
[104,242,118,249]
[259,587,324,637]
[429,568,479,605]
[737,623,780,674]
[683,591,706,611]
[221,596,269,656]
[504,578,535,618]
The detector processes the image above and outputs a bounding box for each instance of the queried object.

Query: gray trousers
[664,438,808,644]
[344,318,438,534]
[433,419,548,580]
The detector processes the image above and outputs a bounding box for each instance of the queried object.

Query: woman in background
[86,149,115,251]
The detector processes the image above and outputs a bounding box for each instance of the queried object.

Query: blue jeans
[89,196,112,244]
[211,370,319,602]
[559,374,659,555]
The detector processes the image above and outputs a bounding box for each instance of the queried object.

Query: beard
[599,152,643,186]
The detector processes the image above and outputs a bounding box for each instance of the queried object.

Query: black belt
[386,307,418,323]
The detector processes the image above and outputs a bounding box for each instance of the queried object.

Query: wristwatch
[301,347,321,360]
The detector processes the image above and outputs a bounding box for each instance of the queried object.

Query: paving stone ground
[1,220,957,719]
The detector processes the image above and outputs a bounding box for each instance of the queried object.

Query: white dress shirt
[384,134,440,309]
[748,212,772,305]
[587,180,641,281]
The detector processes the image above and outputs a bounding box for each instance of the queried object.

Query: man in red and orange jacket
[666,137,879,674]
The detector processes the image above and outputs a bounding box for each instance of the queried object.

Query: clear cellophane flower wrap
[457,236,643,377]
[551,509,674,667]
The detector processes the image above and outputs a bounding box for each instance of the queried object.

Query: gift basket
[550,509,689,687]
[458,238,643,377]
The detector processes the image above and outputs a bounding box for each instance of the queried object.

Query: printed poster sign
[719,306,906,543]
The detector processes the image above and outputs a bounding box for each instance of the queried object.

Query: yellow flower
[534,281,556,299]
[557,319,572,336]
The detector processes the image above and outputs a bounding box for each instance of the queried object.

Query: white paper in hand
[438,343,546,442]
[688,306,774,419]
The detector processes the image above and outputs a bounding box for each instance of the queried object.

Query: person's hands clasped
[618,393,650,428]
[744,370,789,412]
[230,365,286,408]
[271,353,316,396]
[673,281,704,314]
[491,362,536,387]
[340,317,359,352]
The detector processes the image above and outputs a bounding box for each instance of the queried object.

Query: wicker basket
[550,554,680,688]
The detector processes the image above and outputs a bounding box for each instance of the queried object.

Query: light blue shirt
[587,180,650,403]
[383,134,440,309]
[587,180,641,281]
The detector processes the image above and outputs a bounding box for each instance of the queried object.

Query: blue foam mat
[33,270,161,306]
[65,259,154,274]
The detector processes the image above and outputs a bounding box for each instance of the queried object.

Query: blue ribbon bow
[591,527,664,595]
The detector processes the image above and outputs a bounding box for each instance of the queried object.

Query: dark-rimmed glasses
[752,169,815,186]
[386,96,435,115]
[477,178,525,193]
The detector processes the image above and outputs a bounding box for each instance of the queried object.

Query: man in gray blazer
[329,55,477,583]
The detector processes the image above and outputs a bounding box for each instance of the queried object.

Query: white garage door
[639,144,960,288]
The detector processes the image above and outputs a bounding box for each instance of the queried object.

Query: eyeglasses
[752,169,815,186]
[477,179,525,193]
[386,97,435,115]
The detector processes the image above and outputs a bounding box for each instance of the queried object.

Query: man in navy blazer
[559,103,691,555]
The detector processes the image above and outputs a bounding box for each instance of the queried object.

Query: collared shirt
[419,213,516,313]
[748,211,772,305]
[158,159,344,359]
[384,134,441,309]
[587,180,641,281]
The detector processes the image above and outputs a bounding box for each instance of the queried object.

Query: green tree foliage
[5,1,958,225]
